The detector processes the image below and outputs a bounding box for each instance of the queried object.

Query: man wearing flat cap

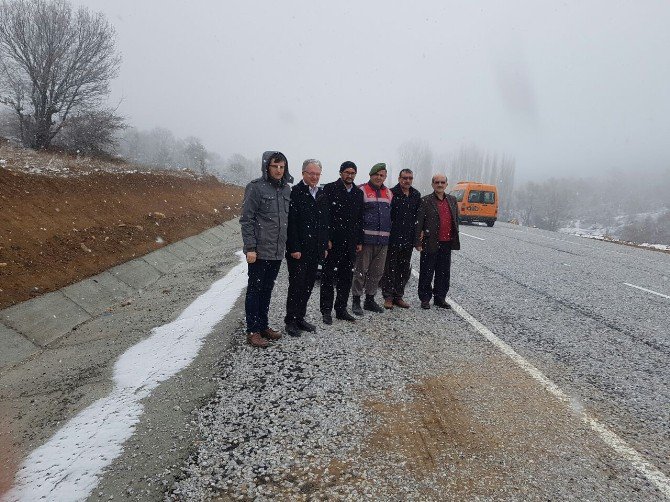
[351,162,393,315]
[319,161,364,325]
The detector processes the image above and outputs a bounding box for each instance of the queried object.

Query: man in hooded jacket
[240,151,293,348]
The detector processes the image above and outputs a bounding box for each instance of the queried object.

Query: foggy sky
[73,0,670,182]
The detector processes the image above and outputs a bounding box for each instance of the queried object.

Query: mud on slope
[0,146,244,309]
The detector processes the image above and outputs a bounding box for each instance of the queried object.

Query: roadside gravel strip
[170,266,665,500]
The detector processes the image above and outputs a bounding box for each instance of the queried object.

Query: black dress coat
[286,180,329,258]
[322,178,364,252]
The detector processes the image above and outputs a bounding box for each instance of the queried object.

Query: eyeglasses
[433,181,447,185]
[400,176,413,180]
[303,171,321,176]
[341,170,356,176]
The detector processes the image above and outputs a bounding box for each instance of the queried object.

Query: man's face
[340,168,356,186]
[432,175,447,194]
[398,171,414,190]
[369,169,387,186]
[268,160,286,181]
[302,163,321,188]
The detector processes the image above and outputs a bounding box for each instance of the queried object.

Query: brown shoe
[393,298,410,308]
[246,332,269,348]
[383,298,394,310]
[260,327,282,340]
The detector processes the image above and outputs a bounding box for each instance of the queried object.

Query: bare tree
[52,107,125,155]
[397,139,434,193]
[0,0,120,149]
[184,136,207,174]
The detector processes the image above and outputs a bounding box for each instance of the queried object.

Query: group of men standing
[239,150,460,348]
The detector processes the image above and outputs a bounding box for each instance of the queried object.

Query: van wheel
[486,221,495,227]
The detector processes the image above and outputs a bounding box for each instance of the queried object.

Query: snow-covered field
[559,211,670,251]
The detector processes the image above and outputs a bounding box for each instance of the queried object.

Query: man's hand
[291,251,302,259]
[415,245,422,252]
[324,250,328,259]
[356,244,362,253]
[246,251,257,264]
[328,240,333,250]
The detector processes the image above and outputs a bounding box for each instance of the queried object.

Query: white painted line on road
[460,232,485,241]
[623,282,670,300]
[4,253,249,502]
[410,269,670,498]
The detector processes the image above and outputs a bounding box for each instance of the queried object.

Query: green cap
[369,162,387,176]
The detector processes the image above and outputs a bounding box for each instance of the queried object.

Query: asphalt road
[2,221,668,500]
[444,222,670,479]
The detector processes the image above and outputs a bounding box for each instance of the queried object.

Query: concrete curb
[0,219,241,372]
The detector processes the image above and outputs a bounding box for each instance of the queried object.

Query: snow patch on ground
[3,253,247,502]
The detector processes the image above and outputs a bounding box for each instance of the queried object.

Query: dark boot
[285,322,302,337]
[296,318,316,332]
[335,310,356,322]
[364,294,384,313]
[352,296,364,316]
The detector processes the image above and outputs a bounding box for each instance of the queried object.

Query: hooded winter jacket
[240,151,294,260]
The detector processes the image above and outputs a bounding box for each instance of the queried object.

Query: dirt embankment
[0,146,244,309]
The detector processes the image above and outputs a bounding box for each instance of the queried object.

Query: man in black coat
[285,159,329,336]
[381,168,421,309]
[319,161,364,325]
[414,173,460,309]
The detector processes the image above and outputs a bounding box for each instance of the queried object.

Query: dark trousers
[285,253,319,324]
[418,241,452,302]
[320,244,355,314]
[245,259,282,333]
[381,244,414,300]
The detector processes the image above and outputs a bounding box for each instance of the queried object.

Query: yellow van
[449,181,498,227]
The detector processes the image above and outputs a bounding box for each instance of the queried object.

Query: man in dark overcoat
[284,159,329,336]
[319,161,364,324]
[380,168,421,309]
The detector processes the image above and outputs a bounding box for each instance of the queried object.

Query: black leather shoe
[421,301,431,310]
[434,299,451,309]
[322,314,333,325]
[363,296,384,313]
[335,310,356,322]
[285,322,302,337]
[296,319,316,332]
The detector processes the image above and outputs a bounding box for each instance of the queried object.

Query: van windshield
[450,189,464,202]
[467,190,495,204]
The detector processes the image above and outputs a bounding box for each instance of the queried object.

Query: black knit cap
[340,161,357,173]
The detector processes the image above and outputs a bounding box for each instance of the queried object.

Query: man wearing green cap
[351,162,393,315]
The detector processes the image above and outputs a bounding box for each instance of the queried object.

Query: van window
[450,189,464,202]
[467,190,495,203]
[467,190,483,203]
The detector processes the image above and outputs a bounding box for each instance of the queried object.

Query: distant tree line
[395,140,516,216]
[508,170,670,245]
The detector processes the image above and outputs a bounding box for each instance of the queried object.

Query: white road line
[460,232,485,241]
[409,268,670,498]
[4,253,249,502]
[623,282,670,300]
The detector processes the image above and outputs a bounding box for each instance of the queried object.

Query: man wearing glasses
[319,161,364,324]
[351,163,393,315]
[414,174,461,310]
[284,159,329,337]
[380,168,422,309]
